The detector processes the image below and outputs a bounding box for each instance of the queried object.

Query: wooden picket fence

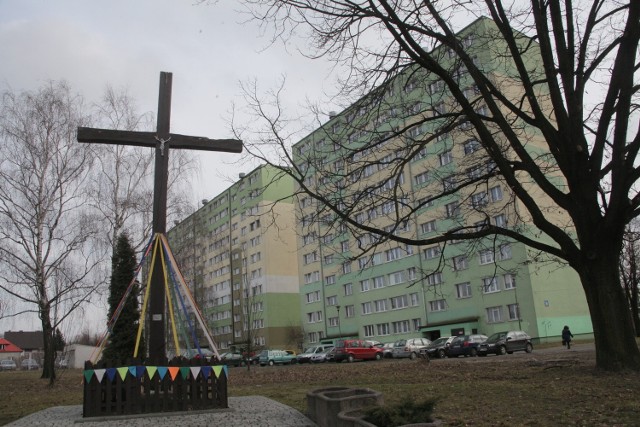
[82,358,228,417]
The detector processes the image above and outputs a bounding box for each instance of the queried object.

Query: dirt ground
[0,342,639,426]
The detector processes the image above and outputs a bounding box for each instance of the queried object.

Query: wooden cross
[78,72,242,362]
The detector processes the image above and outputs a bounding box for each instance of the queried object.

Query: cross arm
[77,127,243,153]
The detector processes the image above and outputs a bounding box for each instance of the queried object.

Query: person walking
[561,325,574,349]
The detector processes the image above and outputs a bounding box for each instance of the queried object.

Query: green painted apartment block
[168,165,301,353]
[292,17,593,347]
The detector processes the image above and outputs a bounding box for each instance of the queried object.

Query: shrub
[363,396,437,426]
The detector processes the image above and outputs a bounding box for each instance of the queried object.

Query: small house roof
[0,338,23,353]
[4,331,43,351]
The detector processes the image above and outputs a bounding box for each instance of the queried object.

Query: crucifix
[78,72,242,363]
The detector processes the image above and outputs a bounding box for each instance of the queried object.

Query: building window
[325,275,336,285]
[390,295,409,309]
[439,150,453,166]
[392,320,411,334]
[328,317,339,327]
[412,318,422,331]
[363,325,375,337]
[344,282,353,296]
[341,241,350,252]
[493,214,507,227]
[452,255,468,271]
[361,302,373,315]
[442,176,456,191]
[423,246,441,260]
[479,249,494,265]
[464,139,481,155]
[503,274,516,289]
[490,185,503,202]
[304,271,320,284]
[482,277,499,293]
[420,220,437,234]
[445,201,460,217]
[426,272,443,285]
[345,305,355,318]
[456,282,472,298]
[508,303,520,321]
[374,299,387,312]
[376,323,391,335]
[360,279,371,292]
[498,244,512,260]
[414,172,430,185]
[388,271,405,286]
[342,261,352,274]
[373,276,385,289]
[306,291,320,303]
[324,254,334,264]
[429,299,447,312]
[409,292,420,306]
[486,306,503,323]
[471,191,488,208]
[385,247,402,262]
[326,295,338,306]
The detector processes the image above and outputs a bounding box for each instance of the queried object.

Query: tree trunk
[40,318,56,383]
[579,254,640,371]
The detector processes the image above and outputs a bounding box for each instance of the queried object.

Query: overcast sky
[0,0,340,335]
[0,0,338,199]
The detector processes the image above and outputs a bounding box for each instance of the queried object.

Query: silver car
[392,338,432,359]
[0,359,17,371]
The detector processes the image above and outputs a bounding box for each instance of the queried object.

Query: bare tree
[0,81,104,381]
[235,1,640,371]
[89,86,199,255]
[621,222,640,336]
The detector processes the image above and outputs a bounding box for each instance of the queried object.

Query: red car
[332,339,383,362]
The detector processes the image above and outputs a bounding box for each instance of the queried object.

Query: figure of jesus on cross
[78,72,242,363]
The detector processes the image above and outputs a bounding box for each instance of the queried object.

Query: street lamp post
[336,305,342,339]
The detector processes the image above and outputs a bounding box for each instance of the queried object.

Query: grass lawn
[1,342,639,426]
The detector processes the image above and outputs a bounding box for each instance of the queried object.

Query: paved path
[6,396,317,427]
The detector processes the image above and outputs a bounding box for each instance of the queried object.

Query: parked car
[21,359,40,370]
[332,339,383,363]
[446,334,488,358]
[380,342,395,359]
[478,331,533,356]
[296,344,334,363]
[421,336,455,359]
[220,352,246,367]
[183,348,215,361]
[310,346,334,363]
[0,359,17,371]
[391,338,432,359]
[259,350,297,366]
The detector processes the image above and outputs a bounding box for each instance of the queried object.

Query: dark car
[446,334,488,357]
[220,352,246,367]
[478,331,533,356]
[420,336,455,359]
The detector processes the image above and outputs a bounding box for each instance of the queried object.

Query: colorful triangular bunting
[179,366,190,380]
[168,366,180,381]
[190,366,201,379]
[146,366,157,380]
[83,369,94,383]
[117,367,129,381]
